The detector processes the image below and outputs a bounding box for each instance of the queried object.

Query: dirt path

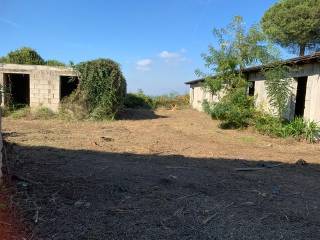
[2,109,320,239]
[4,109,320,163]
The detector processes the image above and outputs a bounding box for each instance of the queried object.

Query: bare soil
[2,109,320,239]
[0,186,26,240]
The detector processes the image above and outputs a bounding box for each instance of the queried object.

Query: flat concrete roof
[0,63,76,74]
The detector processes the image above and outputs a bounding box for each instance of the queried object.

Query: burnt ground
[2,109,320,239]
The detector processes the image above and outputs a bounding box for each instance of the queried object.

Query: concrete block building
[0,64,78,111]
[185,53,320,122]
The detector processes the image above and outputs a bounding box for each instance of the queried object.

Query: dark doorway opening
[3,73,30,108]
[60,76,79,100]
[294,76,308,117]
[248,81,255,96]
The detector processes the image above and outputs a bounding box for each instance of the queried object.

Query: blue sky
[0,0,279,95]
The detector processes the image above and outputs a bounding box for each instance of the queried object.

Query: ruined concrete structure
[0,64,78,111]
[186,53,320,122]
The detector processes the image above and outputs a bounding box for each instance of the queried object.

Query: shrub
[33,107,57,120]
[152,93,189,109]
[124,91,189,110]
[303,121,320,143]
[254,113,284,137]
[10,107,30,119]
[254,114,320,143]
[67,59,126,120]
[124,90,154,109]
[204,87,255,129]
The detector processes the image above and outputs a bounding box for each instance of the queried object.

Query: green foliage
[1,47,45,65]
[261,0,320,56]
[0,47,67,67]
[124,90,189,110]
[124,90,154,109]
[203,87,255,128]
[10,107,31,119]
[254,114,320,142]
[304,121,320,143]
[262,64,293,118]
[33,107,57,120]
[199,16,278,96]
[4,106,58,120]
[59,92,88,120]
[199,16,278,129]
[46,60,66,66]
[70,59,126,120]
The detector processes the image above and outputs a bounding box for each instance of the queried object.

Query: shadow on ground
[116,108,168,120]
[4,141,320,240]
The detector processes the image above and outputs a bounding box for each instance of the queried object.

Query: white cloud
[0,18,19,28]
[159,50,188,63]
[136,59,152,71]
[159,51,180,59]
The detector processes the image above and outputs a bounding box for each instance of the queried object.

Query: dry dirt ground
[2,109,320,239]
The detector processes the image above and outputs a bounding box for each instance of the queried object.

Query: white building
[185,53,320,122]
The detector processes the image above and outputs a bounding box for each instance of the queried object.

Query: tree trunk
[299,45,306,56]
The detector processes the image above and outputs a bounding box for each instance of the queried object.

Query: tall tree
[198,16,278,128]
[1,47,45,65]
[261,0,320,56]
[199,16,278,95]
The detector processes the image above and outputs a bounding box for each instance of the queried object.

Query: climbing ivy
[71,59,127,120]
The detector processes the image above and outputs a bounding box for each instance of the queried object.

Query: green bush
[254,114,320,143]
[304,121,320,143]
[124,90,154,109]
[10,107,30,119]
[203,88,255,129]
[66,59,126,120]
[33,107,57,120]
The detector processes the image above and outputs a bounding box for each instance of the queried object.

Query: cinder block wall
[0,64,76,112]
[30,70,61,111]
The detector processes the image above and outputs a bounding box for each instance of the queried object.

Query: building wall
[252,66,320,122]
[189,83,218,111]
[305,74,320,122]
[0,64,76,111]
[254,79,297,120]
[188,62,320,123]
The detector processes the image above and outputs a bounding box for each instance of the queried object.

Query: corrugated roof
[185,52,320,85]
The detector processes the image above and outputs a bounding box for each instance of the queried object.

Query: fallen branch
[202,213,219,225]
[176,193,201,200]
[235,167,267,172]
[166,166,193,170]
[202,202,235,225]
[235,164,283,172]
